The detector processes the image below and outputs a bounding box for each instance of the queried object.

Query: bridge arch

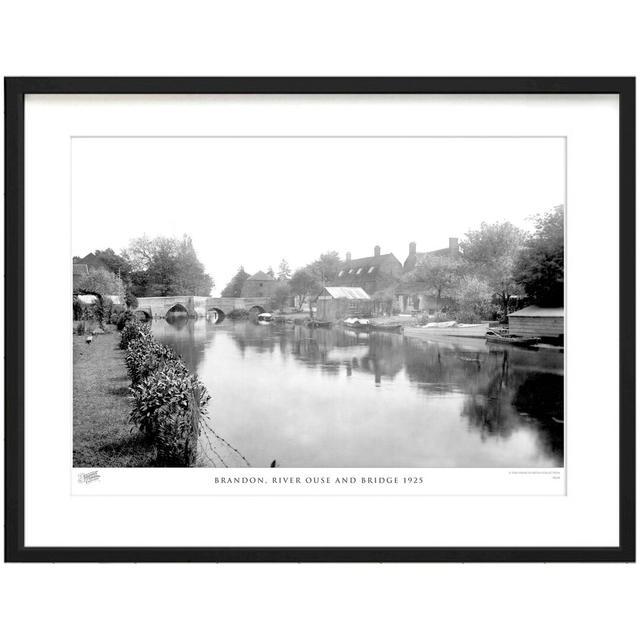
[248,305,266,319]
[135,309,152,322]
[208,308,226,324]
[166,302,189,318]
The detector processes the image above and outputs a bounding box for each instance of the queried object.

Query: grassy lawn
[73,330,156,467]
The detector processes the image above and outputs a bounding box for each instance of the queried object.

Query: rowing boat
[485,329,540,347]
[369,324,403,333]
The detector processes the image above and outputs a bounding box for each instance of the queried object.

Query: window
[338,270,344,277]
[348,268,355,274]
[368,266,375,274]
[356,268,363,274]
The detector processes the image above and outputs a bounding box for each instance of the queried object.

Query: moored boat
[307,320,332,328]
[407,321,491,338]
[485,329,540,347]
[369,323,403,333]
[257,312,273,325]
[343,317,372,331]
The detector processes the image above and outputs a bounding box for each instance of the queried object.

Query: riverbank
[73,330,155,467]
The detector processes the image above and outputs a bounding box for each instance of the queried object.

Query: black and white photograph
[5,76,634,568]
[72,136,565,470]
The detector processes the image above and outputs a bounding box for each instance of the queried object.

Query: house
[241,270,278,298]
[73,263,89,289]
[73,252,110,289]
[508,306,564,341]
[394,282,450,315]
[328,246,402,295]
[395,238,461,313]
[403,238,460,272]
[315,287,372,322]
[74,252,110,271]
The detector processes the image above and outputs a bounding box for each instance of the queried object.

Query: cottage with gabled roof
[241,270,278,298]
[328,245,402,295]
[396,238,462,313]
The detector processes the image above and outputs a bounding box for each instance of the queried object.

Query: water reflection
[150,319,564,468]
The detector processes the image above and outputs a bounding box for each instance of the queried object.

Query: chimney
[346,251,352,262]
[374,245,381,258]
[449,237,458,257]
[409,241,416,256]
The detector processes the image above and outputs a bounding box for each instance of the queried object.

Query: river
[150,318,564,468]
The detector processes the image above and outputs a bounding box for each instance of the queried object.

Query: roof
[394,282,443,297]
[73,264,89,276]
[404,242,462,271]
[508,305,564,318]
[331,253,401,284]
[247,270,275,281]
[319,287,371,300]
[340,253,398,268]
[75,252,108,269]
[424,246,458,258]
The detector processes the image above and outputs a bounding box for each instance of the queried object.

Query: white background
[1,2,638,640]
[28,95,608,546]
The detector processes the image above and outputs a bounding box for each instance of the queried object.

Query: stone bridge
[136,295,272,323]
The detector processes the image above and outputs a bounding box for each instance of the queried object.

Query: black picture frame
[4,77,635,563]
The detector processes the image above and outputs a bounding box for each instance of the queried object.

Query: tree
[277,259,292,281]
[93,248,132,280]
[407,254,461,307]
[129,270,150,298]
[221,266,250,298]
[453,275,495,323]
[144,237,180,296]
[266,266,275,278]
[514,205,564,307]
[125,290,138,309]
[372,286,396,315]
[270,282,291,311]
[290,268,320,311]
[171,235,213,296]
[461,221,527,319]
[122,235,156,271]
[122,235,213,297]
[310,251,341,286]
[75,267,125,297]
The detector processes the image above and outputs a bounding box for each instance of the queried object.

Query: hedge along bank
[120,319,210,466]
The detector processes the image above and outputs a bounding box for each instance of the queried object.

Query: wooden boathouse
[315,287,372,322]
[508,306,564,340]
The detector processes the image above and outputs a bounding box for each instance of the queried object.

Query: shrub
[73,297,83,321]
[129,364,210,465]
[125,334,186,386]
[125,290,138,310]
[119,319,150,349]
[120,316,211,466]
[116,310,136,331]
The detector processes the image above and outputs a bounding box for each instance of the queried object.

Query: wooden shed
[508,306,564,339]
[315,287,372,322]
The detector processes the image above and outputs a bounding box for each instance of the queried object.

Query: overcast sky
[72,137,565,295]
